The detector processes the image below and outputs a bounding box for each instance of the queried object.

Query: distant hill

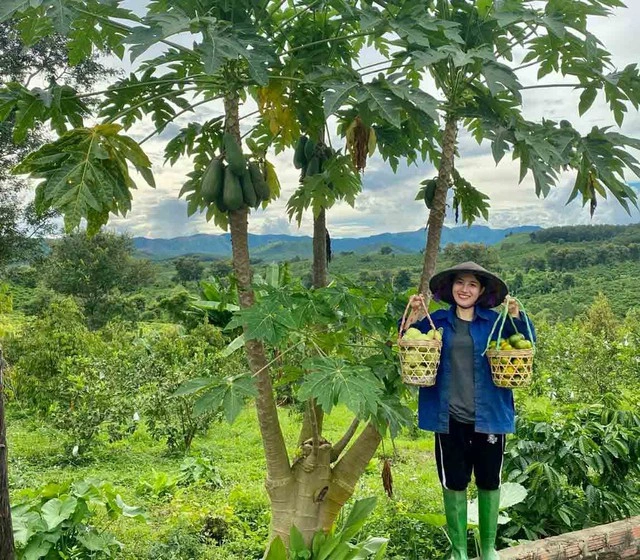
[133,225,541,260]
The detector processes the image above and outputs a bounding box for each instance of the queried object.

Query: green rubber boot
[478,488,501,559]
[443,488,469,560]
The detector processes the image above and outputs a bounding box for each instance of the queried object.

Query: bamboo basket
[484,297,535,389]
[485,348,534,388]
[398,298,442,387]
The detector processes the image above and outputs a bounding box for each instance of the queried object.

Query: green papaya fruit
[424,179,437,209]
[248,162,270,201]
[223,132,246,176]
[222,167,244,210]
[293,136,308,170]
[306,156,320,177]
[216,190,228,213]
[201,157,224,204]
[304,138,316,161]
[240,167,258,208]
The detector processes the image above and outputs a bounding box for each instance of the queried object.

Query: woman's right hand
[408,294,425,311]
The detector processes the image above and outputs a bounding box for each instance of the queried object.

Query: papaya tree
[320,0,640,292]
[0,0,435,551]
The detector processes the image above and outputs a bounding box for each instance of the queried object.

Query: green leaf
[221,334,245,358]
[289,525,309,557]
[21,535,53,560]
[125,11,193,61]
[265,536,288,560]
[12,124,154,233]
[482,62,522,101]
[579,87,598,115]
[193,375,257,423]
[410,512,446,527]
[41,496,78,530]
[353,536,388,559]
[340,497,378,541]
[226,297,297,345]
[298,358,383,417]
[197,21,273,84]
[77,531,114,552]
[0,0,38,22]
[362,83,403,128]
[323,80,358,117]
[174,377,214,397]
[114,495,146,520]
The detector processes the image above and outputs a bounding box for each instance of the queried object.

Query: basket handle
[483,296,535,355]
[398,295,436,344]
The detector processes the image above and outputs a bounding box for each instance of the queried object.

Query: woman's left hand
[504,295,520,318]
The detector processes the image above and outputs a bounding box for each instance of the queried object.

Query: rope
[398,295,436,344]
[483,296,535,355]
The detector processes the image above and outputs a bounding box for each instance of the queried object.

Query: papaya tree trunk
[224,93,291,495]
[312,208,328,288]
[269,423,382,545]
[225,98,382,551]
[419,116,458,294]
[0,349,15,560]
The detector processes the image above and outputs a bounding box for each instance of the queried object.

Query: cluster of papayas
[293,136,335,182]
[200,132,270,214]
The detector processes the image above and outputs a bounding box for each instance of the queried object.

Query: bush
[504,395,640,540]
[12,478,145,559]
[134,324,246,452]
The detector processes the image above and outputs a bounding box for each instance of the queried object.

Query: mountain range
[133,224,541,260]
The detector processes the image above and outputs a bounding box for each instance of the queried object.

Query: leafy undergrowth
[7,403,444,559]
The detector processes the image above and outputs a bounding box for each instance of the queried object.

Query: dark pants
[435,417,505,491]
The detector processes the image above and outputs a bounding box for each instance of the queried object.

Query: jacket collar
[445,304,492,326]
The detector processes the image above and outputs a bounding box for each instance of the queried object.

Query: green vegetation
[1,223,640,558]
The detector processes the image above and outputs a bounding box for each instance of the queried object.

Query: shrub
[504,395,640,539]
[12,478,145,559]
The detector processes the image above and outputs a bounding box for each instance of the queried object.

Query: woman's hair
[454,272,486,287]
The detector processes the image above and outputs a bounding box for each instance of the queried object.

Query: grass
[7,402,444,559]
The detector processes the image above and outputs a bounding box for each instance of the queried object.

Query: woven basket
[486,349,534,388]
[398,297,442,387]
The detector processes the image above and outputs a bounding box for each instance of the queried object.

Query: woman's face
[452,273,485,309]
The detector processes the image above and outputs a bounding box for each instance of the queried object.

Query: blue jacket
[409,305,535,435]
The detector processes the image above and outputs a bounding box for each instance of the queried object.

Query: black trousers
[435,417,505,491]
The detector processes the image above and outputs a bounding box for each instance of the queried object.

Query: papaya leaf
[482,61,522,101]
[193,374,257,423]
[0,0,39,22]
[173,377,214,397]
[298,358,383,417]
[12,124,154,234]
[226,298,297,345]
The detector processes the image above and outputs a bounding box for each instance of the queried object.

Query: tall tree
[319,1,640,292]
[44,231,154,328]
[405,0,640,291]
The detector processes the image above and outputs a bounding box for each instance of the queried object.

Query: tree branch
[330,418,360,463]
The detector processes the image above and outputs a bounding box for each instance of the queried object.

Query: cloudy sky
[106,2,640,240]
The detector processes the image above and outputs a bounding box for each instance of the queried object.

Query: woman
[404,262,534,560]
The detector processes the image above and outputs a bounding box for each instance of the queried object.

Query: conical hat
[429,261,508,308]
